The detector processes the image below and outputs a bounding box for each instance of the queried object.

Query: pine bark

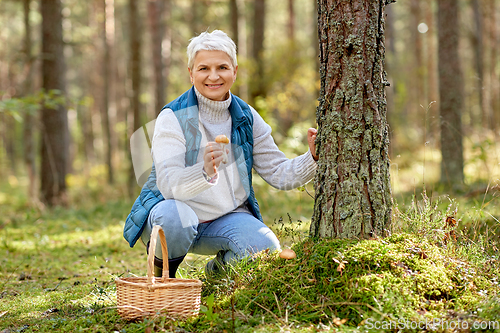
[148,0,166,116]
[437,0,464,185]
[128,0,142,196]
[102,0,114,183]
[234,0,249,101]
[288,0,295,42]
[40,0,69,206]
[471,0,485,129]
[310,0,392,239]
[230,0,239,47]
[489,1,499,132]
[22,0,36,199]
[251,0,265,102]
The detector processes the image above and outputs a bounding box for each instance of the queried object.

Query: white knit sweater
[151,88,317,222]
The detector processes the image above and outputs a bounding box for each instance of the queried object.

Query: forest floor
[0,157,500,332]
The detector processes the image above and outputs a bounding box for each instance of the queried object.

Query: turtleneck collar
[194,86,232,124]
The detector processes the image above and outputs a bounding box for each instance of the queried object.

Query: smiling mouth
[206,84,223,89]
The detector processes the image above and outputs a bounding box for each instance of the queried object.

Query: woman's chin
[200,88,229,101]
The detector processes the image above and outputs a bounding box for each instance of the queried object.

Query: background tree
[251,0,266,103]
[310,0,392,239]
[128,0,143,196]
[0,0,499,208]
[22,0,37,200]
[40,0,69,206]
[148,0,167,117]
[101,0,114,184]
[437,0,464,185]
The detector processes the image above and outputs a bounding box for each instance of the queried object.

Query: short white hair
[187,30,237,69]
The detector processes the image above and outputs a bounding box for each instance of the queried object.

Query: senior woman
[124,30,318,279]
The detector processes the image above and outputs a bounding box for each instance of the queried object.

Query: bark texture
[148,0,166,116]
[128,0,142,196]
[437,0,464,185]
[102,0,114,183]
[251,0,266,102]
[22,0,37,199]
[310,0,392,239]
[40,0,68,206]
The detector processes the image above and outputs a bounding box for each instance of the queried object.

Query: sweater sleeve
[251,107,317,190]
[152,109,217,201]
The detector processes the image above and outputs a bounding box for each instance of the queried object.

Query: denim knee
[141,199,199,259]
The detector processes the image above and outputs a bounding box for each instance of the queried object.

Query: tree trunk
[425,0,439,140]
[148,0,166,116]
[410,0,424,107]
[288,0,295,42]
[128,0,142,196]
[189,0,208,35]
[471,0,485,130]
[310,0,392,239]
[102,0,114,183]
[235,0,249,101]
[489,1,499,132]
[22,0,37,200]
[437,0,464,185]
[251,0,265,102]
[230,0,239,47]
[40,0,69,206]
[229,0,241,97]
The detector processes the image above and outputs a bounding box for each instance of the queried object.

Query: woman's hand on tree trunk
[307,128,318,161]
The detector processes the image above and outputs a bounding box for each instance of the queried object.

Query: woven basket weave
[115,225,202,320]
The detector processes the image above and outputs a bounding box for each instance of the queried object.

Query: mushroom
[215,134,230,163]
[279,249,296,260]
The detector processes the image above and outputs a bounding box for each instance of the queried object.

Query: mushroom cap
[279,249,296,259]
[215,134,229,144]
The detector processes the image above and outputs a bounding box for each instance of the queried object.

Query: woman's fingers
[204,142,224,177]
[307,128,318,161]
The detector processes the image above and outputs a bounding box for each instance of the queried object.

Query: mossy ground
[205,233,499,332]
[1,169,499,332]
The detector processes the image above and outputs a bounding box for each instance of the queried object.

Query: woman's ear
[233,65,238,82]
[188,67,193,84]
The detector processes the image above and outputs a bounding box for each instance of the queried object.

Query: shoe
[205,250,227,281]
[146,241,185,278]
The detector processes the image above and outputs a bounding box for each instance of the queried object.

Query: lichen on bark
[310,0,392,239]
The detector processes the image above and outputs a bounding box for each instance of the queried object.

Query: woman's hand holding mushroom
[203,139,230,178]
[203,142,225,177]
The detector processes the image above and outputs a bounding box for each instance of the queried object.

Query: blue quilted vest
[123,87,263,247]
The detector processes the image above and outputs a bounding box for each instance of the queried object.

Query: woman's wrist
[202,167,218,184]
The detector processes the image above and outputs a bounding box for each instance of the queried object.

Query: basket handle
[147,225,169,284]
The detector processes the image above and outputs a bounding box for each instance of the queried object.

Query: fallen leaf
[337,262,345,275]
[445,216,457,228]
[334,259,348,275]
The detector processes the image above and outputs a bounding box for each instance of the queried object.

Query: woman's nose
[209,70,219,81]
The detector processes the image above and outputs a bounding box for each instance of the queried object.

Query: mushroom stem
[220,144,227,163]
[215,135,230,164]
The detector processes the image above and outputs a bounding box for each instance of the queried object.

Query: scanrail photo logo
[363,318,500,331]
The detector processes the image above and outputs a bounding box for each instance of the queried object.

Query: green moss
[213,233,500,327]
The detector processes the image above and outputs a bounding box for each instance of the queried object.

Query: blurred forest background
[0,0,499,207]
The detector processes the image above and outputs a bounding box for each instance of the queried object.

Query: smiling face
[188,50,238,101]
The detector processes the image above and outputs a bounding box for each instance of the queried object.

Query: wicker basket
[115,225,202,320]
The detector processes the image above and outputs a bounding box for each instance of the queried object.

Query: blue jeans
[140,199,281,264]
